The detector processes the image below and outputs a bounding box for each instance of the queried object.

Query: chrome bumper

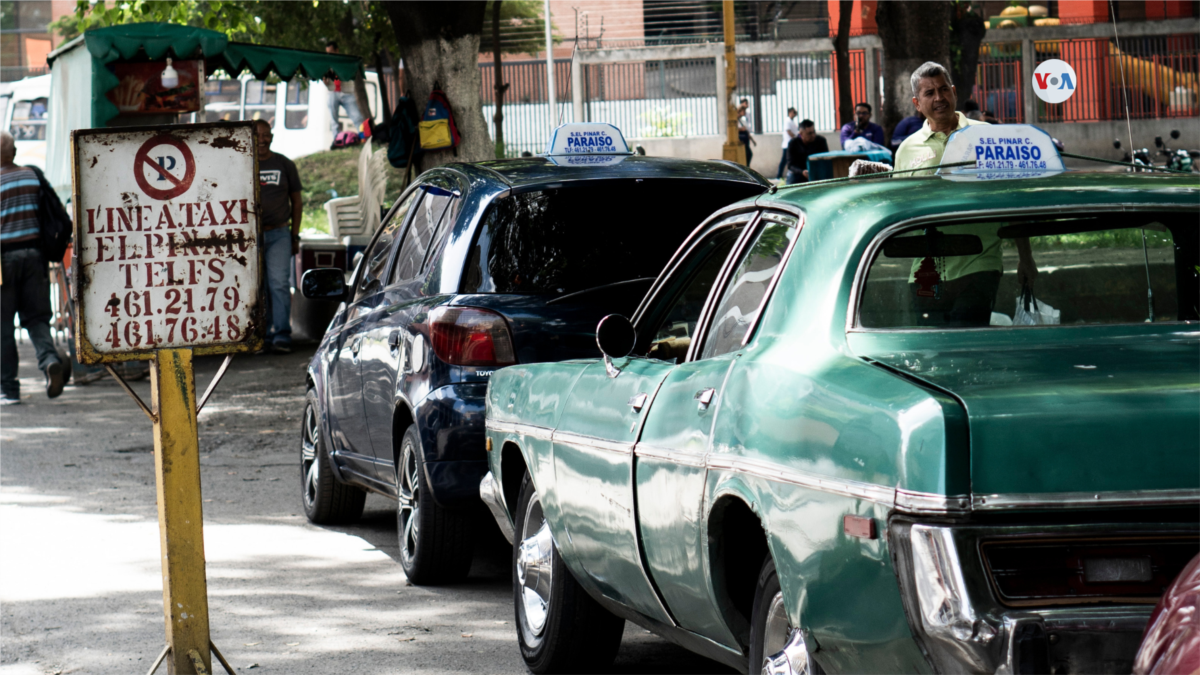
[899,522,1155,674]
[479,471,514,544]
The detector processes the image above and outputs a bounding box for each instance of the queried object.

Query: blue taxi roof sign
[938,124,1065,180]
[544,123,632,157]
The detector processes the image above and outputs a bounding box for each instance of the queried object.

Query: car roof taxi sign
[543,123,632,166]
[938,124,1065,181]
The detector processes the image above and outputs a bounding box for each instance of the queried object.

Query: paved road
[0,339,734,674]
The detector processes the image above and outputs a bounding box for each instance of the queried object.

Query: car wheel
[750,556,820,675]
[513,473,624,674]
[300,389,366,524]
[395,424,473,585]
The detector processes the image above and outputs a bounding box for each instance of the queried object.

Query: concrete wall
[630,118,1200,174]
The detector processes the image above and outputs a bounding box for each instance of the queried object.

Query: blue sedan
[299,150,768,584]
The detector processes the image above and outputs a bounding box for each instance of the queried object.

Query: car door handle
[350,335,363,356]
[388,329,401,352]
[694,388,716,411]
[628,393,648,412]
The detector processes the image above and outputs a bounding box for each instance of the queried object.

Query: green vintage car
[480,161,1200,674]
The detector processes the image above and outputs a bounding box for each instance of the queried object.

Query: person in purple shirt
[839,102,885,148]
[889,111,925,152]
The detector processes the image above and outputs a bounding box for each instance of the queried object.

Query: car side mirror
[1155,136,1163,148]
[1171,129,1181,140]
[301,268,347,301]
[596,314,636,378]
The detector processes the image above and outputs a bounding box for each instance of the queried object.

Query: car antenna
[1108,0,1135,156]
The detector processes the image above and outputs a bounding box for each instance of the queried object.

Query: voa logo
[1033,59,1078,104]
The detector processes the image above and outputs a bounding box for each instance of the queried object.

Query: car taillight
[429,307,516,367]
[981,536,1199,607]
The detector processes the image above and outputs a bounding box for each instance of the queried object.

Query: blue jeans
[327,90,365,138]
[1,248,61,397]
[263,227,293,346]
[776,149,789,179]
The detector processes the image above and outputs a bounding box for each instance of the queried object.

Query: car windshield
[460,179,761,296]
[858,212,1198,329]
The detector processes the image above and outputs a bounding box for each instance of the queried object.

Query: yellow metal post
[721,0,746,165]
[151,348,212,674]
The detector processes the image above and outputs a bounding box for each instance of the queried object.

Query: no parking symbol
[134,134,196,201]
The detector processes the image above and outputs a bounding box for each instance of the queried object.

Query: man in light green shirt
[896,62,1037,326]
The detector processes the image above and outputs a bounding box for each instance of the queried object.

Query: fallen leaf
[397,637,416,642]
[494,621,506,625]
[286,642,299,646]
[246,665,258,669]
[461,633,473,638]
[244,642,260,646]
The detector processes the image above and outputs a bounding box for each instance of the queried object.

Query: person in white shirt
[777,107,798,179]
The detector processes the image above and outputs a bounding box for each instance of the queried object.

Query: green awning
[216,43,362,83]
[65,23,362,128]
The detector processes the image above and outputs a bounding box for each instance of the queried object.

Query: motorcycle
[1113,138,1154,171]
[1154,130,1199,173]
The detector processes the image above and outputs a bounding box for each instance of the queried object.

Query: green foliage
[480,1,557,55]
[640,107,692,138]
[294,147,405,213]
[50,0,265,41]
[1026,228,1174,250]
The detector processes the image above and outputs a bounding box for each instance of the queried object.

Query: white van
[199,73,386,160]
[0,74,51,170]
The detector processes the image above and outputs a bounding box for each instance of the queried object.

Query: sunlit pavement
[0,338,732,674]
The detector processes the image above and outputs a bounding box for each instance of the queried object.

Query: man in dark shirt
[839,102,886,147]
[889,111,925,152]
[0,131,65,403]
[786,119,829,184]
[255,120,303,354]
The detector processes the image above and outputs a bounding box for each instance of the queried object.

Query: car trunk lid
[851,328,1200,497]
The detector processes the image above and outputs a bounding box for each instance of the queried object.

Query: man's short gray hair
[910,61,953,96]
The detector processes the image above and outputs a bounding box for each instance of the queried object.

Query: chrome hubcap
[397,441,420,566]
[301,404,319,508]
[761,592,813,675]
[763,591,790,660]
[517,493,553,636]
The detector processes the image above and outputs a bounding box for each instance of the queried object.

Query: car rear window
[858,212,1198,329]
[460,179,761,296]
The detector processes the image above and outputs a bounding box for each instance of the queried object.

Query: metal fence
[736,53,837,132]
[478,30,1197,156]
[976,43,1025,122]
[976,34,1199,123]
[581,58,718,139]
[1,65,47,82]
[1038,33,1198,122]
[480,59,574,158]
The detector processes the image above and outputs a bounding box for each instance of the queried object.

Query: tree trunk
[492,1,508,159]
[950,4,987,111]
[876,1,953,137]
[834,0,854,127]
[385,1,493,168]
[352,74,374,128]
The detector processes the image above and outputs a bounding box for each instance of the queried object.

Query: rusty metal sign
[72,123,262,363]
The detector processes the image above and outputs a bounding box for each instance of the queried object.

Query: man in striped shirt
[1,130,65,404]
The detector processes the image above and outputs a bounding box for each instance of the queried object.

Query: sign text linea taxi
[72,123,263,362]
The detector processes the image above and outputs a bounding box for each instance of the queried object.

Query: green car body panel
[484,172,1200,673]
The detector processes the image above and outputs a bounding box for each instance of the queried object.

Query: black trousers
[1,248,61,397]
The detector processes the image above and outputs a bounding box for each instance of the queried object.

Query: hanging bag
[1013,284,1060,326]
[418,87,460,151]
